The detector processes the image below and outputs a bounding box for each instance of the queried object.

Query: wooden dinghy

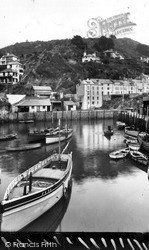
[104,126,114,137]
[0,145,73,231]
[137,132,149,153]
[128,143,140,151]
[129,150,148,166]
[5,143,42,152]
[109,148,130,159]
[116,121,126,130]
[124,126,139,138]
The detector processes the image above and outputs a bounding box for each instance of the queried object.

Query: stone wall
[0,110,116,123]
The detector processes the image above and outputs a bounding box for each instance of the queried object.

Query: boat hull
[28,133,46,143]
[138,135,149,153]
[125,127,139,138]
[1,153,72,232]
[1,178,71,231]
[45,130,73,145]
[129,151,148,166]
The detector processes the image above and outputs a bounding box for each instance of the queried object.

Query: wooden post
[29,172,32,193]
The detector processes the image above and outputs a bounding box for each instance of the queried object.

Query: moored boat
[116,121,126,130]
[128,143,140,151]
[104,126,114,137]
[45,128,73,145]
[28,128,56,143]
[0,133,17,141]
[109,148,130,159]
[5,143,42,152]
[129,150,148,166]
[137,132,149,153]
[124,126,139,138]
[0,144,73,231]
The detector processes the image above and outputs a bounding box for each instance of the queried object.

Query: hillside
[1,36,149,94]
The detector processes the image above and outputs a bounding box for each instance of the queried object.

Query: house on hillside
[16,97,52,112]
[32,85,52,97]
[103,49,124,60]
[0,53,24,85]
[76,79,102,110]
[82,51,101,63]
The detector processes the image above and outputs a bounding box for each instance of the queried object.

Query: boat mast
[58,119,61,161]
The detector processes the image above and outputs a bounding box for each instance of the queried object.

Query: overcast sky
[0,0,149,48]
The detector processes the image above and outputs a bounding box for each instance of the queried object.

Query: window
[97,91,99,95]
[92,86,94,90]
[92,101,94,105]
[88,96,90,100]
[92,97,94,100]
[87,91,90,96]
[97,96,99,100]
[32,106,34,109]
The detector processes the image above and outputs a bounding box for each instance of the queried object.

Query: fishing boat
[116,121,126,130]
[124,126,139,138]
[128,143,140,151]
[129,150,148,166]
[28,128,57,143]
[0,133,17,141]
[109,148,130,159]
[137,132,149,153]
[104,126,114,137]
[5,143,42,152]
[45,128,73,145]
[0,141,73,231]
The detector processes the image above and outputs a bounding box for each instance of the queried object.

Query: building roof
[16,97,51,106]
[7,94,25,105]
[33,85,52,91]
[8,61,22,65]
[2,68,17,73]
[1,53,18,58]
[64,101,76,106]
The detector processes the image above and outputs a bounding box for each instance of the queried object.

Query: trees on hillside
[94,36,114,52]
[71,35,86,50]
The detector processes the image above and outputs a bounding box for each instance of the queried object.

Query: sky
[0,0,149,48]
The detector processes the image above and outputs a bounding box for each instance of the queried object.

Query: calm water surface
[0,119,149,232]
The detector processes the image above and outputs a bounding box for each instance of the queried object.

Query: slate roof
[16,98,51,106]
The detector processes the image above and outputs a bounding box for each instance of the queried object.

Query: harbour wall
[0,110,117,123]
[118,111,149,133]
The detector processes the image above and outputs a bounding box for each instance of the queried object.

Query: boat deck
[8,160,68,200]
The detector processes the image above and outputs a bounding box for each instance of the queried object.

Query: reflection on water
[0,120,149,232]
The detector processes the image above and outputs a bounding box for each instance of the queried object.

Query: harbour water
[0,119,149,232]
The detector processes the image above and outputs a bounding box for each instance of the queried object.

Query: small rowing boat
[116,121,126,130]
[124,126,139,138]
[129,150,148,166]
[128,143,140,151]
[109,148,130,159]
